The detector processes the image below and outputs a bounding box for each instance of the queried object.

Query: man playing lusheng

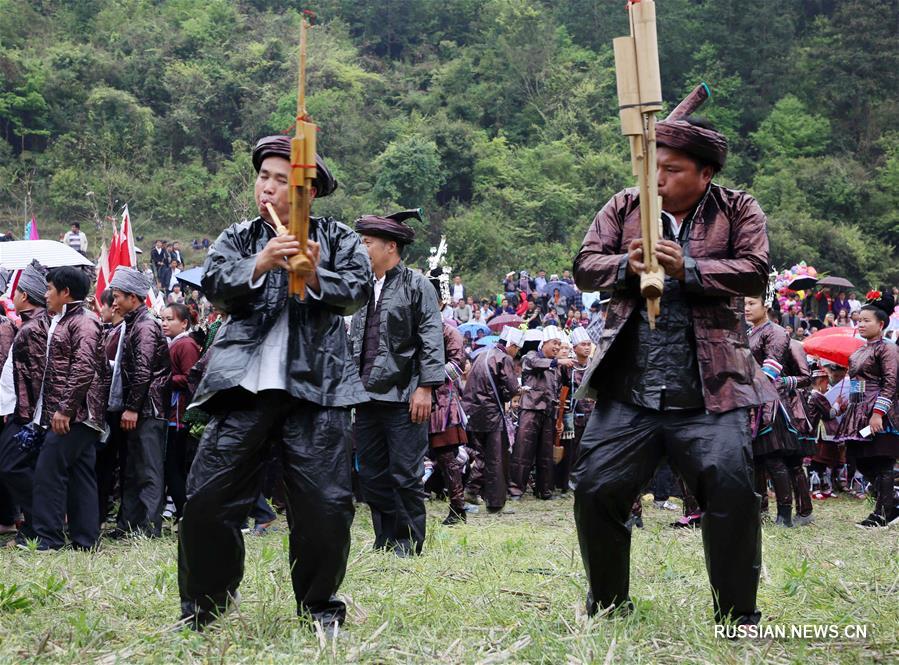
[178,136,372,633]
[571,114,775,626]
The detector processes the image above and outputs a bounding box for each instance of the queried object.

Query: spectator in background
[63,222,88,254]
[158,258,173,295]
[549,288,568,318]
[168,259,182,292]
[534,270,547,294]
[451,276,465,303]
[782,304,805,334]
[503,272,516,299]
[151,240,168,280]
[170,242,183,266]
[561,269,574,285]
[832,291,851,319]
[454,298,472,323]
[848,291,862,313]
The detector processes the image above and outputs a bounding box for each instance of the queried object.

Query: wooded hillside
[2,0,897,292]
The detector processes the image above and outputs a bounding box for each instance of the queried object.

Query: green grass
[0,494,896,664]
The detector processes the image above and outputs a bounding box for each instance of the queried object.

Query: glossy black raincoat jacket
[194,215,373,408]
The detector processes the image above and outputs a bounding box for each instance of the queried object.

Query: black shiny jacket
[349,263,445,403]
[195,215,372,407]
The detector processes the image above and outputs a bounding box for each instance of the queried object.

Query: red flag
[95,242,110,307]
[117,205,137,269]
[109,218,121,276]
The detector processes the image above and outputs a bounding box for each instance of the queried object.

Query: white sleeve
[0,347,15,416]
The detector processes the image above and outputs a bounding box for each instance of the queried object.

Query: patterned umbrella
[487,313,523,332]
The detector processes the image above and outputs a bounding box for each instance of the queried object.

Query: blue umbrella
[542,280,577,300]
[459,321,491,337]
[475,335,500,347]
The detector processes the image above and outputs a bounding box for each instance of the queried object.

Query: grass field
[0,494,896,664]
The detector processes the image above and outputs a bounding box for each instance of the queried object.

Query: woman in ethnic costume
[835,303,899,528]
[745,296,803,527]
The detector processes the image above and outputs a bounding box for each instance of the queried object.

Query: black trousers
[178,389,354,626]
[96,413,127,526]
[165,425,197,519]
[30,424,100,549]
[116,418,167,537]
[354,402,428,554]
[572,400,761,623]
[0,422,100,549]
[0,423,32,534]
[0,422,18,525]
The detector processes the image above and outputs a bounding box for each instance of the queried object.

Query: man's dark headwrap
[251,135,338,198]
[656,119,728,172]
[17,260,47,307]
[355,209,421,246]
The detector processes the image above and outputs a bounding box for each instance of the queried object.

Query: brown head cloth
[355,209,421,246]
[656,83,727,172]
[251,135,338,198]
[656,120,728,172]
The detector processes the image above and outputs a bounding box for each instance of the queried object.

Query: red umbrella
[487,313,524,332]
[802,327,863,367]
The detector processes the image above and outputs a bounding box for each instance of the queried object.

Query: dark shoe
[625,515,643,529]
[180,591,240,632]
[393,540,415,558]
[486,505,516,515]
[792,513,814,527]
[774,505,793,528]
[442,508,466,526]
[856,513,888,529]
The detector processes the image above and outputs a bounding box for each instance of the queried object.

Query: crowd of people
[770,287,899,341]
[0,121,896,639]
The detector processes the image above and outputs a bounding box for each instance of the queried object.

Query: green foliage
[0,0,896,281]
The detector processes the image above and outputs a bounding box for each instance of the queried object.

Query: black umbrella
[817,276,855,289]
[788,276,818,291]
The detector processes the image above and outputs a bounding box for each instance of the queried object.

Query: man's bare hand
[625,239,645,276]
[253,234,301,281]
[557,357,575,368]
[121,409,139,432]
[298,240,321,293]
[409,386,432,424]
[655,240,685,281]
[51,411,71,435]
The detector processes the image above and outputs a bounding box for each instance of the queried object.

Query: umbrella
[521,328,543,354]
[0,240,93,270]
[542,280,577,299]
[475,335,500,347]
[788,276,817,291]
[802,327,863,367]
[487,313,523,332]
[469,344,494,359]
[458,321,490,337]
[175,266,204,291]
[817,276,855,289]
